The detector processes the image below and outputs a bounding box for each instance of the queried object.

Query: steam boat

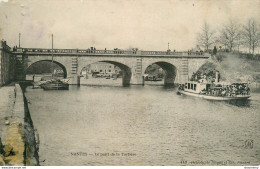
[177,72,250,101]
[177,81,250,101]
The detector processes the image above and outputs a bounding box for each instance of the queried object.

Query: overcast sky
[0,0,260,51]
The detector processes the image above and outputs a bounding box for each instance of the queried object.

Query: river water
[24,83,260,166]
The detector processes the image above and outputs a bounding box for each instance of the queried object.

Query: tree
[196,22,216,51]
[219,20,241,52]
[237,34,242,53]
[241,18,260,54]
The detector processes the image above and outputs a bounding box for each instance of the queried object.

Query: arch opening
[26,60,68,81]
[144,62,177,86]
[80,61,132,87]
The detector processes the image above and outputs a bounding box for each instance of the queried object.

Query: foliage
[144,64,165,77]
[196,22,216,51]
[219,20,241,51]
[26,61,63,74]
[241,18,260,54]
[197,18,260,54]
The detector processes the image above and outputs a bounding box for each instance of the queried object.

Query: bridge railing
[16,48,205,56]
[77,49,139,55]
[21,48,74,53]
[140,51,187,55]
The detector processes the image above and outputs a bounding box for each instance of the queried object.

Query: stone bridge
[13,48,210,86]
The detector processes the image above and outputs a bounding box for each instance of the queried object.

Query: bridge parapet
[14,48,205,57]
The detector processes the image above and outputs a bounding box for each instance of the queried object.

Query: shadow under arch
[82,60,132,87]
[144,61,177,86]
[26,60,68,78]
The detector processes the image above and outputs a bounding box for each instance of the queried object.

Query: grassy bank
[196,52,260,83]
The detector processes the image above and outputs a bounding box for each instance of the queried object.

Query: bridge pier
[130,74,144,85]
[164,72,175,86]
[130,57,144,85]
[68,75,80,85]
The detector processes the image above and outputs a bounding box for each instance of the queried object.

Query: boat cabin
[184,81,210,94]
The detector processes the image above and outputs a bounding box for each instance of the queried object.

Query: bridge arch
[143,61,177,86]
[79,60,132,86]
[25,60,68,78]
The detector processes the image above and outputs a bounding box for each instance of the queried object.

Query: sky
[0,0,260,51]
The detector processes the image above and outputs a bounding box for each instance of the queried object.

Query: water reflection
[227,99,251,107]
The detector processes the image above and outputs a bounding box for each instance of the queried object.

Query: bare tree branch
[219,20,241,51]
[196,22,216,51]
[241,18,260,54]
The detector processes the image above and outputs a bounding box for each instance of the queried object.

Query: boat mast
[51,34,54,78]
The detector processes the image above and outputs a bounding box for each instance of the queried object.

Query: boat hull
[40,82,69,90]
[177,90,250,101]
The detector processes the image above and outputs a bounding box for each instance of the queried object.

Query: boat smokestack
[215,71,219,83]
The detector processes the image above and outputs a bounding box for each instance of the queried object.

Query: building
[82,62,121,74]
[0,41,16,86]
[53,69,64,76]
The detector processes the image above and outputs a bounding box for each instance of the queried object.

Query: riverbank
[0,84,39,166]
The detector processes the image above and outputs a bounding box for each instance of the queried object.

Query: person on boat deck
[181,84,184,90]
[219,89,223,96]
[238,84,243,91]
[246,87,250,95]
[178,84,183,90]
[212,89,215,96]
[210,89,214,95]
[216,89,219,96]
[208,89,212,95]
[232,88,236,96]
[229,87,233,96]
[221,89,226,96]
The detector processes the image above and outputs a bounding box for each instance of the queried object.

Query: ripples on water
[25,84,260,166]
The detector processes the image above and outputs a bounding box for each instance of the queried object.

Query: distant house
[53,69,64,75]
[81,62,121,74]
[81,69,87,75]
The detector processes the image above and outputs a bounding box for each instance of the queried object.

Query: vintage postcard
[0,0,259,167]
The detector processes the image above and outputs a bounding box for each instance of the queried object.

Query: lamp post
[51,34,54,78]
[19,33,21,48]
